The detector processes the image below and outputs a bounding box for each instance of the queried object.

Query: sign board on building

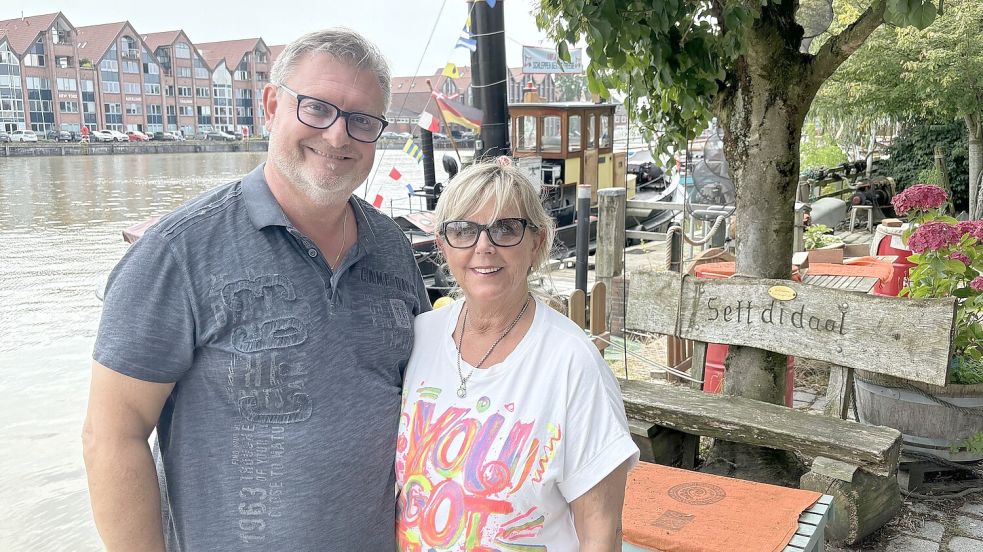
[522,46,583,74]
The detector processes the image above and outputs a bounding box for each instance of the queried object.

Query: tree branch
[808,0,887,91]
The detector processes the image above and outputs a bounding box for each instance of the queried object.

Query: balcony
[121,49,140,60]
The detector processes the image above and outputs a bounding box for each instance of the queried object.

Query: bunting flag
[432,91,482,132]
[389,167,402,180]
[486,0,497,6]
[405,182,415,195]
[372,194,384,208]
[442,62,461,79]
[455,23,476,52]
[402,137,423,162]
[417,111,440,133]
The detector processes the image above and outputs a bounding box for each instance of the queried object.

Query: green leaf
[557,41,571,63]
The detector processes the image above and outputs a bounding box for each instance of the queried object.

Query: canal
[0,149,454,550]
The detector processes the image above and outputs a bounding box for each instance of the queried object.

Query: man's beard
[270,134,368,207]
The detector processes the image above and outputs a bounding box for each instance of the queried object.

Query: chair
[849,204,873,232]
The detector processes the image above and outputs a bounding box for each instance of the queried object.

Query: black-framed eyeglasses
[277,83,389,143]
[439,218,538,248]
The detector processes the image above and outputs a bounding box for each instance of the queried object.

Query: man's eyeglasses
[440,218,537,248]
[277,84,389,143]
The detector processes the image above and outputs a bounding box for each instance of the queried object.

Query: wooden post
[597,188,626,330]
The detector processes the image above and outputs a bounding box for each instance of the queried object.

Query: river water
[0,149,453,551]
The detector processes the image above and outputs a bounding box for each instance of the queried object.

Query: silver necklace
[455,295,531,398]
[333,205,349,269]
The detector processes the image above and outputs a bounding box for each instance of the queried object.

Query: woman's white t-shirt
[395,298,640,551]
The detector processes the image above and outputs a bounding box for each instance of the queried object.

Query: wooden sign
[627,271,957,386]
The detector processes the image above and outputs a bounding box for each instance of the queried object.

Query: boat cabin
[509,102,635,218]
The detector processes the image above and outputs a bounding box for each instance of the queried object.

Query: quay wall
[0,141,271,157]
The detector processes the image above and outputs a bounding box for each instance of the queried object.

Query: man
[82,28,429,551]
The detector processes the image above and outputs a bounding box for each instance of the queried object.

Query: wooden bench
[622,270,956,545]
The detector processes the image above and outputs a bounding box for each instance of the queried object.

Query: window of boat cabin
[516,115,536,151]
[542,115,561,152]
[600,114,611,148]
[588,114,596,148]
[568,115,581,152]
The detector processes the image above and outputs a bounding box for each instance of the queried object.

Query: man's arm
[570,459,631,552]
[82,360,174,552]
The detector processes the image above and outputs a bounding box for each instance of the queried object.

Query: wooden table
[801,255,897,295]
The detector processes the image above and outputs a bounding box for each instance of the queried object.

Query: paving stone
[958,503,983,517]
[954,515,983,539]
[908,502,934,515]
[908,520,945,542]
[884,534,941,552]
[793,390,816,403]
[947,536,983,552]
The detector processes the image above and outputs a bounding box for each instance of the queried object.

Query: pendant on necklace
[457,384,467,398]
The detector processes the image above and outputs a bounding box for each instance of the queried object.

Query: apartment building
[196,38,271,137]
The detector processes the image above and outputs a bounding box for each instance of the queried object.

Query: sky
[6,0,559,77]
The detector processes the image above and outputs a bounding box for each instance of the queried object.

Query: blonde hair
[434,161,557,272]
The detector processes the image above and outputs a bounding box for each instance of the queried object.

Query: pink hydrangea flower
[907,221,962,253]
[972,276,983,292]
[949,251,970,265]
[957,220,983,241]
[892,184,948,216]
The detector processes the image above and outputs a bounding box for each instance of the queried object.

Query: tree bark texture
[966,113,983,219]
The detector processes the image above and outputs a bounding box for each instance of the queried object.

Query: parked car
[152,131,178,141]
[126,130,150,142]
[90,130,115,142]
[45,129,73,142]
[99,129,128,142]
[10,130,39,142]
[232,130,245,141]
[0,130,10,143]
[206,130,236,141]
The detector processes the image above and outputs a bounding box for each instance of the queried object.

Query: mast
[469,0,509,158]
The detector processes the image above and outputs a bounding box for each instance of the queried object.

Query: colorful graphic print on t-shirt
[395,386,564,551]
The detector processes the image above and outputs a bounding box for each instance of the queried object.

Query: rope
[589,332,703,383]
[666,214,728,247]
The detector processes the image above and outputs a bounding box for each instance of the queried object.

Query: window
[55,56,74,68]
[81,80,94,93]
[144,62,159,75]
[197,105,211,116]
[102,81,121,93]
[165,85,174,97]
[24,38,46,67]
[256,71,268,82]
[124,82,141,95]
[122,61,139,73]
[126,103,143,115]
[175,42,191,58]
[568,115,582,152]
[177,67,192,78]
[177,86,192,97]
[588,114,596,148]
[100,59,119,72]
[195,87,210,98]
[194,67,209,79]
[600,115,611,148]
[235,88,252,100]
[25,77,51,89]
[104,103,122,114]
[178,105,194,116]
[516,116,536,151]
[234,70,250,81]
[144,83,161,95]
[542,116,561,152]
[147,104,162,115]
[255,51,267,63]
[59,101,79,113]
[57,78,77,92]
[83,101,96,113]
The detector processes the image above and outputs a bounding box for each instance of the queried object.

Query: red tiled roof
[0,12,61,55]
[76,21,129,62]
[197,37,265,74]
[141,30,181,51]
[269,44,285,65]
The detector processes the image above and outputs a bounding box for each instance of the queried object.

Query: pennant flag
[432,91,482,132]
[442,62,461,79]
[389,167,402,181]
[402,137,423,163]
[456,24,476,52]
[405,182,415,195]
[372,194,384,208]
[417,111,440,133]
[486,0,497,6]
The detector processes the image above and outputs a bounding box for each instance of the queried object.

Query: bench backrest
[627,271,957,386]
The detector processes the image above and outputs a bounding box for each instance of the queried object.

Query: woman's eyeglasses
[277,84,388,143]
[440,218,537,248]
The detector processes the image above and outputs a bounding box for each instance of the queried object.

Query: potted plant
[853,184,983,461]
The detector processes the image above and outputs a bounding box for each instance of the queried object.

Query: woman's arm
[571,459,631,552]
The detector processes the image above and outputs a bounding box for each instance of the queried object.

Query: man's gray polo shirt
[95,164,430,550]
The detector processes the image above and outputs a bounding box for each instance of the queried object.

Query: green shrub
[885,121,969,212]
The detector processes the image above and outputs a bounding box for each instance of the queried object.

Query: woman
[395,161,639,550]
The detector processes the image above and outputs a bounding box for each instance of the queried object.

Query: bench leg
[801,468,900,545]
[630,423,699,468]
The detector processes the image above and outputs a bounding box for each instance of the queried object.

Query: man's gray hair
[271,28,391,112]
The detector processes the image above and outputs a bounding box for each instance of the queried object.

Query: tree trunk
[966,113,983,219]
[705,14,815,484]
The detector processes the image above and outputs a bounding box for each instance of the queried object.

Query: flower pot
[854,369,983,462]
